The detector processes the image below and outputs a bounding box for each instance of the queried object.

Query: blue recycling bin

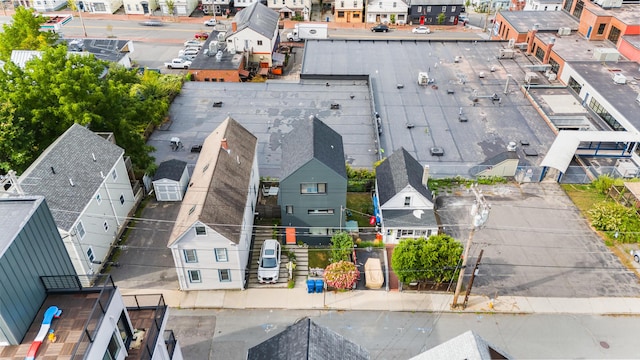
[307,279,315,293]
[315,279,324,293]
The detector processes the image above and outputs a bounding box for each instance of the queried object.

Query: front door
[420,16,425,25]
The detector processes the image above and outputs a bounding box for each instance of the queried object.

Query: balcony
[123,294,168,360]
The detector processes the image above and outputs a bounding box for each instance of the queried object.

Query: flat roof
[568,61,640,129]
[585,4,640,25]
[622,34,640,49]
[536,33,621,62]
[498,10,579,33]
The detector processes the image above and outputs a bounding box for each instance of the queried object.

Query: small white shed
[153,159,189,201]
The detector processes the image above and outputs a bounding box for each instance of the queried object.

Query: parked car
[179,48,200,57]
[412,26,431,34]
[371,24,389,32]
[204,18,217,26]
[184,39,203,48]
[139,20,164,26]
[165,58,192,69]
[195,32,210,40]
[632,249,640,263]
[257,240,281,284]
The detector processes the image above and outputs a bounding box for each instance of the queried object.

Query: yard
[346,192,374,228]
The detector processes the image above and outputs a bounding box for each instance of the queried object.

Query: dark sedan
[371,24,389,32]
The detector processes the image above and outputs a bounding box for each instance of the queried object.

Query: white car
[184,39,203,48]
[257,240,281,284]
[179,48,199,57]
[412,26,431,34]
[632,249,640,263]
[204,18,217,26]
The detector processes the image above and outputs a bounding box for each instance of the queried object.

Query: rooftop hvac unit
[594,0,622,8]
[525,72,540,84]
[515,42,528,50]
[557,27,571,36]
[498,49,515,59]
[615,159,639,178]
[548,72,557,81]
[613,73,627,84]
[593,48,620,62]
[508,39,515,48]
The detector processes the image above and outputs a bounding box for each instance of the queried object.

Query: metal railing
[123,294,167,360]
[164,330,178,359]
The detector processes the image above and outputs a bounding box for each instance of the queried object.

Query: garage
[152,159,189,201]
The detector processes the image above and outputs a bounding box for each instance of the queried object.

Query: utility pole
[462,249,484,309]
[451,185,490,309]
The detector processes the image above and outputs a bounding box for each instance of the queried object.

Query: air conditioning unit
[593,48,620,62]
[557,27,571,36]
[615,159,639,178]
[613,73,627,84]
[514,42,528,50]
[594,0,622,8]
[498,49,515,59]
[508,39,515,48]
[548,72,557,81]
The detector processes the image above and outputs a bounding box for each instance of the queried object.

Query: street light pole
[451,185,489,309]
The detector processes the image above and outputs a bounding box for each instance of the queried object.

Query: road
[169,308,640,359]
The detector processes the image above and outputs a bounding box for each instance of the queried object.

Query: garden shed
[152,159,189,201]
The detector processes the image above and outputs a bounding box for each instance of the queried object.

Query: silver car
[258,240,281,284]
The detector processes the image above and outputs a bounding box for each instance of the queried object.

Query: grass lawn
[561,183,608,218]
[308,248,332,269]
[346,192,374,228]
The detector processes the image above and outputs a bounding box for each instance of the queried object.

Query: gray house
[279,116,347,245]
[153,159,190,201]
[0,197,76,346]
[247,317,370,360]
[410,330,511,359]
[407,0,465,26]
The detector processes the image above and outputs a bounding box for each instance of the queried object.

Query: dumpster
[307,279,315,293]
[315,279,324,293]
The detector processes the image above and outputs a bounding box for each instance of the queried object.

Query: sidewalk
[120,286,640,315]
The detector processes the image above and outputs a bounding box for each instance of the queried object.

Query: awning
[238,69,250,77]
[258,67,269,75]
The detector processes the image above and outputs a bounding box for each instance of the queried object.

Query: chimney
[221,138,229,152]
[231,22,237,32]
[422,165,430,187]
[543,38,555,64]
[527,24,539,54]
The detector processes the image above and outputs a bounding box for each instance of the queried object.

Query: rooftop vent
[613,73,627,84]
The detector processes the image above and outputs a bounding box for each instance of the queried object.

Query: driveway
[436,182,640,298]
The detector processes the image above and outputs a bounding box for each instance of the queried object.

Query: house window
[215,248,228,262]
[589,98,623,131]
[563,0,573,11]
[535,47,545,61]
[308,209,335,215]
[195,226,206,236]
[94,2,106,11]
[549,58,559,74]
[568,76,582,94]
[286,205,294,214]
[219,269,231,282]
[608,26,620,43]
[273,0,275,4]
[442,6,446,12]
[103,221,109,232]
[126,4,131,10]
[426,6,431,12]
[404,196,411,206]
[338,11,345,17]
[451,6,456,11]
[300,183,326,194]
[96,193,102,205]
[393,2,396,7]
[353,13,360,18]
[119,194,125,205]
[184,249,198,263]
[572,0,583,19]
[449,16,454,22]
[257,40,263,45]
[111,169,118,180]
[597,23,606,35]
[77,221,86,239]
[103,331,122,360]
[417,6,421,12]
[188,270,202,283]
[341,1,344,6]
[135,4,139,10]
[87,247,95,262]
[117,312,132,348]
[353,0,356,6]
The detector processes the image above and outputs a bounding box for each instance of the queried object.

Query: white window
[404,196,411,206]
[184,249,198,263]
[77,221,86,239]
[103,221,109,232]
[215,248,228,262]
[451,6,456,11]
[286,205,294,214]
[195,226,206,236]
[87,247,95,262]
[353,0,356,6]
[188,270,202,283]
[427,6,431,12]
[103,331,122,360]
[417,6,421,11]
[96,193,102,205]
[111,169,118,180]
[300,183,326,194]
[257,40,263,45]
[219,269,231,282]
[308,209,335,215]
[442,5,446,12]
[119,194,125,205]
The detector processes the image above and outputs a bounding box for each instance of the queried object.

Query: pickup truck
[165,58,192,69]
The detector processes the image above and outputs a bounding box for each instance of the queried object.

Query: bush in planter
[323,260,359,290]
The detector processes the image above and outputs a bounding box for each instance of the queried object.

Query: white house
[232,0,261,11]
[17,123,137,276]
[523,0,561,11]
[158,0,198,16]
[365,0,409,24]
[267,0,311,20]
[373,147,438,244]
[123,0,158,14]
[84,0,124,13]
[225,2,280,68]
[153,159,190,201]
[168,117,259,290]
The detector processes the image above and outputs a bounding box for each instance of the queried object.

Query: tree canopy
[330,232,354,263]
[0,7,58,60]
[391,234,463,285]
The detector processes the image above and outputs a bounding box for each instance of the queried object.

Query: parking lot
[436,182,640,298]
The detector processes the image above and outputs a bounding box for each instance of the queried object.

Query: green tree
[592,175,615,195]
[390,14,396,25]
[391,235,463,285]
[166,0,176,16]
[330,232,354,263]
[437,13,446,25]
[0,7,58,60]
[588,201,640,243]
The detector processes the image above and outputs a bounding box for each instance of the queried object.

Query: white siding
[85,288,130,359]
[123,0,159,14]
[85,0,124,13]
[158,0,199,15]
[226,29,274,65]
[380,186,433,210]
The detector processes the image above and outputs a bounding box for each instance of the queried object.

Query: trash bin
[307,279,315,293]
[315,279,324,293]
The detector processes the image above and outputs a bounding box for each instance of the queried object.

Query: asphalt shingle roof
[231,2,279,39]
[410,330,511,360]
[153,159,187,182]
[281,116,347,181]
[18,123,124,231]
[376,147,433,205]
[247,318,370,360]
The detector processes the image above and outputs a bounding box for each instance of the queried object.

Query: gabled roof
[231,2,279,39]
[376,147,432,205]
[18,123,124,231]
[247,318,370,360]
[410,330,511,360]
[168,117,257,246]
[153,159,188,182]
[0,197,46,258]
[281,116,347,180]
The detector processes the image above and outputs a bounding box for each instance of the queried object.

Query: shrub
[592,175,615,195]
[588,201,640,243]
[324,261,359,290]
[330,232,354,263]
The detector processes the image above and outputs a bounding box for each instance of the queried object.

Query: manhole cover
[600,341,610,349]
